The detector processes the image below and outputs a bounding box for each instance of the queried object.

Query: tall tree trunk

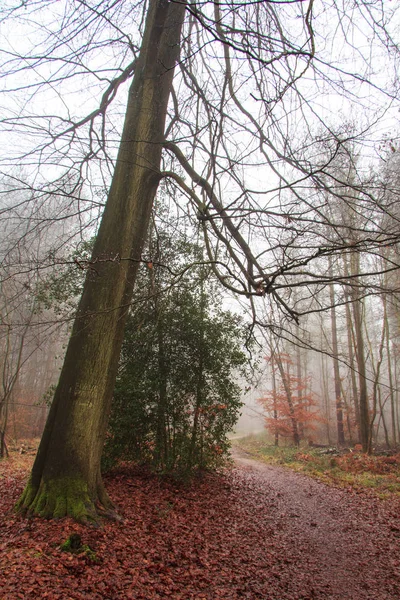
[366,314,386,452]
[329,261,345,446]
[365,298,386,452]
[271,353,279,447]
[377,393,390,448]
[349,252,370,452]
[295,323,304,441]
[338,377,354,445]
[344,289,360,438]
[275,355,300,447]
[395,351,400,442]
[0,424,8,459]
[320,344,332,445]
[382,286,397,445]
[17,0,186,522]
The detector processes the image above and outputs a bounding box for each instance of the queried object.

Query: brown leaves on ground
[333,451,400,474]
[1,452,400,599]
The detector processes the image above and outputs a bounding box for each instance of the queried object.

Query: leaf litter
[1,451,400,599]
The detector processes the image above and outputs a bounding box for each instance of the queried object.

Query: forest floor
[1,447,400,599]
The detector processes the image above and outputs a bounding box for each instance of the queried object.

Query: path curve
[230,445,400,600]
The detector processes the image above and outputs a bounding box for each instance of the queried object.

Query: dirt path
[230,446,400,599]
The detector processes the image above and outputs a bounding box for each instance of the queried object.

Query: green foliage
[35,240,94,316]
[37,220,252,476]
[103,231,250,475]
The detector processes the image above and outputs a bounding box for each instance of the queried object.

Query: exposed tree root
[15,476,117,525]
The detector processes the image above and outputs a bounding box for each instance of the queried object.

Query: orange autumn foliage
[258,353,323,444]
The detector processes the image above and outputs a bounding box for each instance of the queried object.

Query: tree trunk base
[15,476,117,524]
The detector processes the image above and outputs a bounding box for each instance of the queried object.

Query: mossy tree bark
[16,0,186,523]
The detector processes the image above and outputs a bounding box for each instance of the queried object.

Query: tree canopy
[1,0,399,324]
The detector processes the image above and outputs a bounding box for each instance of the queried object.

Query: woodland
[0,0,400,592]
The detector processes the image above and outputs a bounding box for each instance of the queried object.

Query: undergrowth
[235,433,400,497]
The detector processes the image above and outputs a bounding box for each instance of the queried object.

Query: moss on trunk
[16,475,115,524]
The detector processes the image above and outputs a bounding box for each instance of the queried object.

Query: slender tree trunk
[344,290,360,438]
[377,393,390,448]
[271,354,279,447]
[353,299,369,451]
[0,426,8,458]
[295,324,304,441]
[382,291,397,445]
[319,323,332,445]
[0,302,32,456]
[275,355,300,447]
[395,351,400,442]
[338,378,353,445]
[328,262,345,446]
[349,252,370,452]
[0,398,9,458]
[17,0,186,522]
[0,414,6,459]
[365,298,386,451]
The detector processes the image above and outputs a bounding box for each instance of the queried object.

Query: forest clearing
[1,445,400,600]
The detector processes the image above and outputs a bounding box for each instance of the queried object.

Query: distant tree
[0,287,32,458]
[258,353,321,447]
[328,257,346,446]
[0,240,63,457]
